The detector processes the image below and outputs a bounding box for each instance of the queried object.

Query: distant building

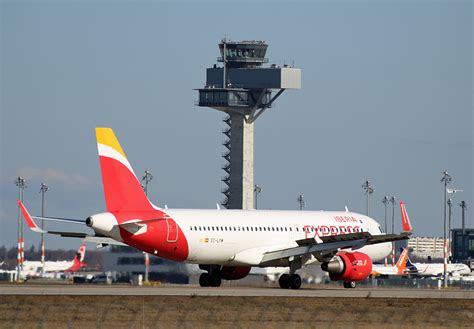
[101,246,190,283]
[408,236,446,260]
[451,228,474,265]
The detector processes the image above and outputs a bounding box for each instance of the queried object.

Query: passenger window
[190,226,193,231]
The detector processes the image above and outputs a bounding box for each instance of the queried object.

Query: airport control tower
[196,39,301,209]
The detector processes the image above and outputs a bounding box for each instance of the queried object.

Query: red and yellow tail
[96,128,154,214]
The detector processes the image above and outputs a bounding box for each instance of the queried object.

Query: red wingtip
[399,201,413,232]
[17,200,46,233]
[18,200,36,229]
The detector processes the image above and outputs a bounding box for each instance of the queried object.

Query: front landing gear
[279,274,302,289]
[343,281,356,289]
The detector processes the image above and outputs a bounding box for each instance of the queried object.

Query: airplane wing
[19,200,146,246]
[261,201,414,264]
[18,200,113,241]
[260,231,410,264]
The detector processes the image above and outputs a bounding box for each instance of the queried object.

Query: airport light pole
[446,188,463,264]
[382,196,389,233]
[382,196,389,267]
[141,170,153,283]
[447,198,452,264]
[142,170,153,197]
[389,196,396,265]
[254,184,262,210]
[460,201,467,261]
[361,180,374,216]
[14,177,27,280]
[441,170,452,288]
[39,183,49,275]
[297,194,305,211]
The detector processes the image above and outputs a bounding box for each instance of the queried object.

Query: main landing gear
[279,257,303,289]
[278,273,302,289]
[199,265,222,287]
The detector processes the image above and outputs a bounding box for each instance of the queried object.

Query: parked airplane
[21,243,87,278]
[371,248,409,277]
[18,128,412,289]
[410,259,471,278]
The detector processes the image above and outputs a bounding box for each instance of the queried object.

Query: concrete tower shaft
[221,113,254,209]
[196,39,301,209]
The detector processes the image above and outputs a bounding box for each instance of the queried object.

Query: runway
[1,283,473,299]
[2,284,473,328]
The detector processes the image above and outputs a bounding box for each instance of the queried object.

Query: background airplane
[20,243,87,279]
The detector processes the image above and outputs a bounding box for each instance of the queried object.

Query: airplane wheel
[289,274,302,290]
[199,273,211,287]
[210,274,222,287]
[279,274,290,289]
[343,281,356,289]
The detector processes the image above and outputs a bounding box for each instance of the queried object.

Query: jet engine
[321,252,372,282]
[220,266,251,280]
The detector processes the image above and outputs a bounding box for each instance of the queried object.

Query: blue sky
[1,0,472,249]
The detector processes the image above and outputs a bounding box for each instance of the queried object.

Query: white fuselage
[21,260,74,278]
[413,262,472,277]
[164,209,392,266]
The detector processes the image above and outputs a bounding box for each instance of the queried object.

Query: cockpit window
[378,226,384,233]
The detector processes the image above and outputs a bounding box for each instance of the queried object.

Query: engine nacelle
[86,212,122,241]
[220,266,251,280]
[321,252,372,282]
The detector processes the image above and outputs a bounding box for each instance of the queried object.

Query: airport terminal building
[101,246,191,283]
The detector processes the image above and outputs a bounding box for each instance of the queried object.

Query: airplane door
[166,219,178,243]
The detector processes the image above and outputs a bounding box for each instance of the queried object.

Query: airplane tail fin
[77,243,86,262]
[399,201,413,233]
[96,128,155,215]
[66,243,87,272]
[395,248,409,274]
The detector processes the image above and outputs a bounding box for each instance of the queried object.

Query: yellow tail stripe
[95,127,127,160]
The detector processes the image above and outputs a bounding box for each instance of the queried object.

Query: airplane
[18,127,413,289]
[409,258,471,278]
[20,243,87,278]
[370,248,413,277]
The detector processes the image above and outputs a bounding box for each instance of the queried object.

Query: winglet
[399,201,413,233]
[17,200,47,233]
